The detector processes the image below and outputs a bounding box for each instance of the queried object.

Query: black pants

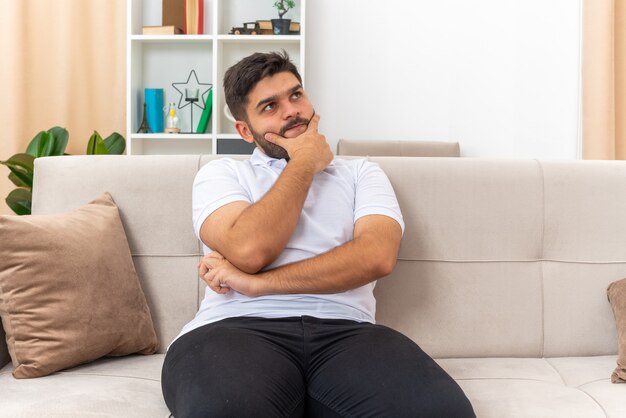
[161,316,475,418]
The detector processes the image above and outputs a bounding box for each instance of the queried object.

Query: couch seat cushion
[436,355,620,418]
[0,354,168,418]
[1,354,621,417]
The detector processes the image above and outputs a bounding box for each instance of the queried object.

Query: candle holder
[172,69,212,133]
[185,88,199,133]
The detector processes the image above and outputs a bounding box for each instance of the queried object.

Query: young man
[161,51,475,418]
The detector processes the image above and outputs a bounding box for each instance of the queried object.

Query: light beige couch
[1,155,625,417]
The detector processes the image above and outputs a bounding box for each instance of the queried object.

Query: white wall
[306,0,582,158]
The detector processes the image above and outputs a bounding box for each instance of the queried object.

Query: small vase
[271,19,291,35]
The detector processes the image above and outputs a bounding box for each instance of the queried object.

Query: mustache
[278,117,310,136]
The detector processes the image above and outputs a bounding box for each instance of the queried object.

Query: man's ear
[235,121,254,144]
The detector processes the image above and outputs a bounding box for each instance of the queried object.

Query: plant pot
[271,19,291,35]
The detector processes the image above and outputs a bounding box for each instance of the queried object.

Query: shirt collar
[249,147,336,170]
[250,147,288,169]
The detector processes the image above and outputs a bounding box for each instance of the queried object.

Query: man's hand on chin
[199,252,264,297]
[264,114,333,173]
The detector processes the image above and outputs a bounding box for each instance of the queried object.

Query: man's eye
[291,91,302,99]
[263,103,275,112]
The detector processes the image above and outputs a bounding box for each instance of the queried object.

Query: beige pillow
[608,277,626,383]
[0,192,158,379]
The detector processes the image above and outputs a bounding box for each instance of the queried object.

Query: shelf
[127,0,305,155]
[131,35,300,42]
[130,133,244,140]
[216,133,242,139]
[132,133,212,140]
[131,35,215,42]
[217,35,301,42]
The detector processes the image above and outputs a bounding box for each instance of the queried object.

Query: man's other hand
[199,252,263,297]
[264,114,332,173]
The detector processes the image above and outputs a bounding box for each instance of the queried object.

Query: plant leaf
[103,132,126,155]
[2,153,35,172]
[26,127,69,157]
[6,188,32,215]
[8,172,28,188]
[37,131,55,157]
[26,131,46,157]
[4,166,32,189]
[0,154,34,189]
[47,126,69,156]
[86,131,109,155]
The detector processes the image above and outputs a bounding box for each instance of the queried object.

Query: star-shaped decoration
[171,69,213,110]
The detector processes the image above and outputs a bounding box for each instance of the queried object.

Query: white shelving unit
[126,0,306,155]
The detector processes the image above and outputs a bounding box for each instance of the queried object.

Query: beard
[248,116,311,161]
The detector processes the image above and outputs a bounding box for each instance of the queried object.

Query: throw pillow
[608,277,626,383]
[0,192,159,379]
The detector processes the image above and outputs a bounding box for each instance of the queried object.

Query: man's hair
[223,50,302,122]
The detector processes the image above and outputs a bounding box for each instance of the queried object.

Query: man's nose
[282,100,300,119]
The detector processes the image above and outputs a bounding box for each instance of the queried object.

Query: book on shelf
[196,89,213,133]
[142,26,184,35]
[185,0,204,35]
[163,0,186,34]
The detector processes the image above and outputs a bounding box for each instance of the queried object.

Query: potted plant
[271,0,295,35]
[0,127,125,215]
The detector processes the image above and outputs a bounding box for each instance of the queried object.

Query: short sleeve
[353,160,405,234]
[192,159,252,239]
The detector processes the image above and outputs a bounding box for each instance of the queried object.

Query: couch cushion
[375,260,544,358]
[371,158,544,262]
[437,355,619,418]
[542,262,621,358]
[0,354,168,417]
[32,156,207,354]
[607,277,626,382]
[0,193,159,378]
[548,356,626,417]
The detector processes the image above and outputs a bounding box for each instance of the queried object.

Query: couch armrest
[0,323,9,369]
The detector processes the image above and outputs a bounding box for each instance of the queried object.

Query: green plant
[0,127,125,215]
[274,0,295,19]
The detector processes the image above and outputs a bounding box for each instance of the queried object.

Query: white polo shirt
[174,148,404,342]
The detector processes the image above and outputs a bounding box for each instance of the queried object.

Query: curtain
[583,0,626,159]
[0,0,126,215]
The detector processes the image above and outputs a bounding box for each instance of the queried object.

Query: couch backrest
[372,157,623,358]
[336,139,460,157]
[16,155,623,359]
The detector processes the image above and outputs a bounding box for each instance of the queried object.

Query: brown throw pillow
[0,192,158,378]
[608,277,626,383]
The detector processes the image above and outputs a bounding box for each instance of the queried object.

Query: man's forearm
[226,159,315,267]
[254,219,402,295]
[258,240,379,295]
[200,216,402,297]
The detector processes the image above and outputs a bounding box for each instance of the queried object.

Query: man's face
[235,71,314,160]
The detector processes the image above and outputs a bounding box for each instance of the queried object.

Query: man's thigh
[305,319,475,418]
[161,317,306,418]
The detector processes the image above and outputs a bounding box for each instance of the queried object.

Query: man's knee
[426,387,475,418]
[408,378,475,418]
